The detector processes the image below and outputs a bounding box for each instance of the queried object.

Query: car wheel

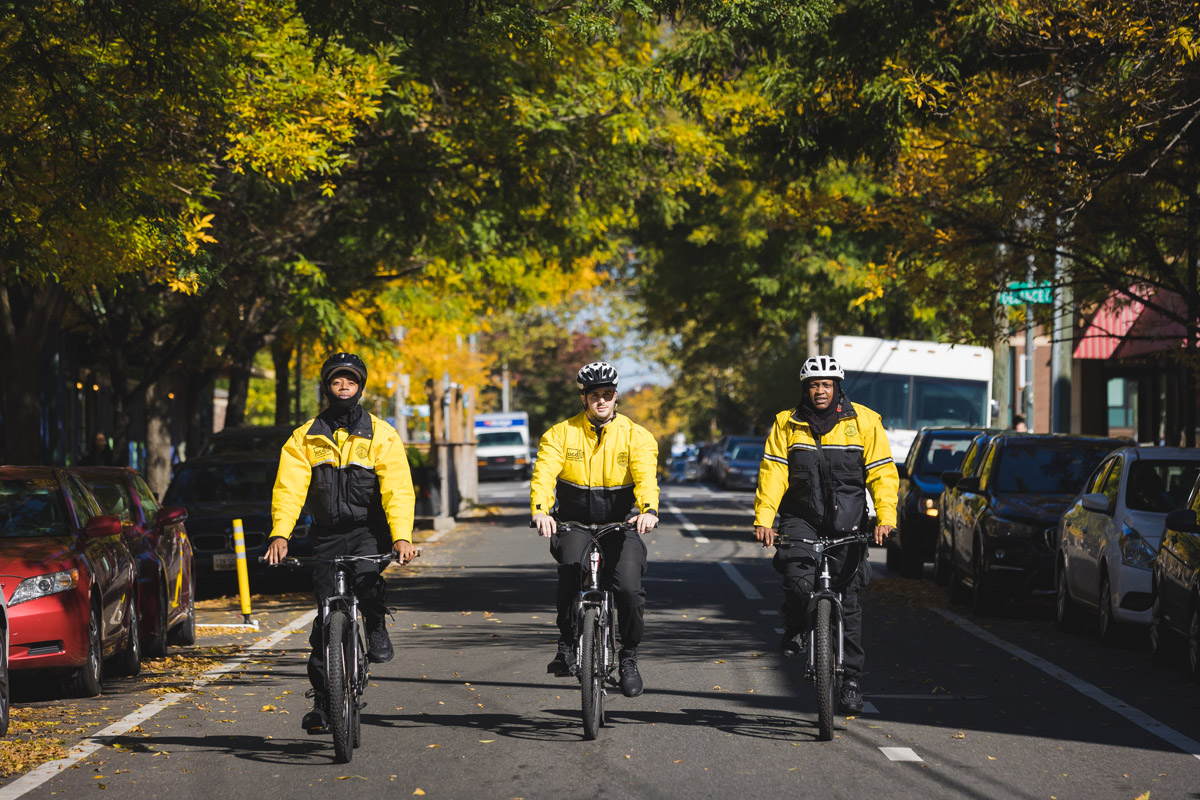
[1098,569,1121,647]
[112,595,142,677]
[1188,602,1200,683]
[145,581,170,658]
[933,535,951,586]
[170,569,197,647]
[949,540,970,605]
[1056,558,1082,633]
[970,547,993,616]
[885,539,901,571]
[67,602,103,698]
[0,629,9,737]
[1150,589,1173,665]
[900,534,924,579]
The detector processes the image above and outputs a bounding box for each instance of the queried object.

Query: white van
[475,411,531,480]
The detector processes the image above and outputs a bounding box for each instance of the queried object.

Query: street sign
[998,281,1054,306]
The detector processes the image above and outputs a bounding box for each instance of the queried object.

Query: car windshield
[477,431,524,447]
[1125,461,1200,513]
[915,435,974,478]
[86,478,134,520]
[0,478,68,537]
[994,443,1118,494]
[165,462,277,504]
[729,443,764,462]
[202,429,291,456]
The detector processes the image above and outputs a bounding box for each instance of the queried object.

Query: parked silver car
[1055,446,1200,643]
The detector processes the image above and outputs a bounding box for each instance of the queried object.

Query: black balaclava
[798,380,848,438]
[321,368,364,430]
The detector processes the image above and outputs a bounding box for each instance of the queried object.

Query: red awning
[1073,285,1185,360]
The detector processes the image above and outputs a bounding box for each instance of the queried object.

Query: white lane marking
[665,501,709,543]
[934,608,1200,762]
[718,561,764,600]
[0,609,319,800]
[880,747,923,762]
[773,627,785,634]
[862,701,879,714]
[424,529,446,543]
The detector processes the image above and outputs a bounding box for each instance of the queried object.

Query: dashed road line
[934,608,1200,762]
[665,501,709,543]
[0,609,320,800]
[718,561,763,600]
[880,747,923,762]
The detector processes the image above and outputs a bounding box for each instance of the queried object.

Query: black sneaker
[547,641,574,676]
[302,689,327,733]
[839,677,864,715]
[619,649,644,697]
[367,618,394,664]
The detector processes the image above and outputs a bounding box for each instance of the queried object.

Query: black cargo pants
[307,526,390,691]
[772,517,871,678]
[551,526,647,650]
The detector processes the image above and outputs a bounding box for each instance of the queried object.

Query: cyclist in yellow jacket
[530,361,659,697]
[265,352,418,732]
[753,355,898,715]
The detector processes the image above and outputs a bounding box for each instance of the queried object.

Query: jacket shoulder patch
[566,448,584,461]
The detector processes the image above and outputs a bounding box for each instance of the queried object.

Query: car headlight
[1119,526,1156,569]
[9,569,79,606]
[923,498,938,517]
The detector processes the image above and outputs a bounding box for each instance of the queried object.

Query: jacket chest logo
[845,423,858,438]
[313,445,332,459]
[616,452,629,467]
[566,448,584,461]
[355,444,369,459]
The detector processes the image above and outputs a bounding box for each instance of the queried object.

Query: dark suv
[892,427,987,578]
[944,433,1127,613]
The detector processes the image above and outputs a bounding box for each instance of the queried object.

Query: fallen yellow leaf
[414,790,426,797]
[260,705,276,712]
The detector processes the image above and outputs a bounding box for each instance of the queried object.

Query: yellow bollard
[232,518,252,624]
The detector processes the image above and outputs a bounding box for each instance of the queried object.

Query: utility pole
[501,360,510,413]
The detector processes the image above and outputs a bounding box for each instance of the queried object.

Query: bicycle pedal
[305,725,328,736]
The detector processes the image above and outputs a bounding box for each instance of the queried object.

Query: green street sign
[998,281,1054,306]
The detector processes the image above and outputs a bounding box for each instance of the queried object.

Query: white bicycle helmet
[799,355,844,382]
[577,361,619,391]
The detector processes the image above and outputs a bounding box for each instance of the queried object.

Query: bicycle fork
[804,552,846,680]
[323,567,364,698]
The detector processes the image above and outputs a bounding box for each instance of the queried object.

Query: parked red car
[0,467,140,697]
[75,467,196,655]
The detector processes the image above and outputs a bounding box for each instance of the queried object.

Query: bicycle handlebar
[774,531,873,549]
[259,551,419,567]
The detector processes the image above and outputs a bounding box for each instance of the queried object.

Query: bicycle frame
[322,563,365,698]
[561,522,628,682]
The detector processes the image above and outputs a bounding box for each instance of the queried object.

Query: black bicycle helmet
[320,352,368,387]
[576,361,619,391]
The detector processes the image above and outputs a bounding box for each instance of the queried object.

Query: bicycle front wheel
[351,627,364,749]
[814,597,837,741]
[579,607,603,740]
[327,611,354,763]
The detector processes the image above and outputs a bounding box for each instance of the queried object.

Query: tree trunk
[0,283,68,464]
[1186,188,1198,448]
[225,365,251,429]
[272,337,292,426]
[144,380,173,499]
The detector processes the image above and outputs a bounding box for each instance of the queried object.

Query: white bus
[832,336,994,459]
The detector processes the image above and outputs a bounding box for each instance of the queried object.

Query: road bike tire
[579,607,603,741]
[814,597,837,741]
[327,611,354,763]
[351,628,364,749]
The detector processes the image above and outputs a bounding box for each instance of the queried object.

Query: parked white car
[1055,446,1200,644]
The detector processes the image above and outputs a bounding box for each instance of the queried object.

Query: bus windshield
[842,375,988,430]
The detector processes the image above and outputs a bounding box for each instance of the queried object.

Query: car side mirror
[1165,508,1200,534]
[896,464,909,480]
[85,514,123,538]
[1080,493,1111,514]
[957,476,981,493]
[157,506,188,527]
[942,470,962,489]
[1043,525,1059,552]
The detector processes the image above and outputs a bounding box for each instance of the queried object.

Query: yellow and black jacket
[530,412,659,524]
[754,400,898,534]
[270,411,415,543]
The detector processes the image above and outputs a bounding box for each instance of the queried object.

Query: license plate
[212,553,236,571]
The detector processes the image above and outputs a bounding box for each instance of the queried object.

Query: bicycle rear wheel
[814,597,837,741]
[579,607,603,740]
[327,611,354,763]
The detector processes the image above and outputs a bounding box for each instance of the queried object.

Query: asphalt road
[4,480,1199,799]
